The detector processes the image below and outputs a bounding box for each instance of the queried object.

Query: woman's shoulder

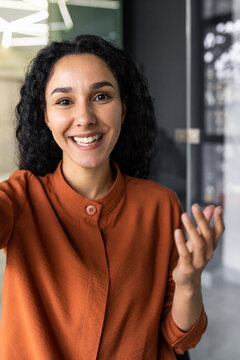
[1,169,33,186]
[123,174,179,202]
[0,169,41,199]
[122,175,183,222]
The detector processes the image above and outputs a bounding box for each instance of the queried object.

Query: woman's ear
[121,101,127,124]
[41,103,50,128]
[43,110,50,129]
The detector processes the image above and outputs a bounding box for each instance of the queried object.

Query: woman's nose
[75,102,96,127]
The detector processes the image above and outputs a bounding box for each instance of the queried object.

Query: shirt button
[85,205,97,216]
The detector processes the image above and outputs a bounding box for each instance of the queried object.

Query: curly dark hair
[16,34,157,178]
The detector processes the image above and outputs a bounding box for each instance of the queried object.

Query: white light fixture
[0,0,48,11]
[50,0,120,10]
[2,24,12,48]
[0,0,73,47]
[10,36,49,46]
[10,10,49,26]
[57,0,73,29]
[0,1,49,48]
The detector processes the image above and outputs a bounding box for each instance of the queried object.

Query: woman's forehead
[52,54,114,80]
[46,54,118,91]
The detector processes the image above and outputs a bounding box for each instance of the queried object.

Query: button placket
[79,201,109,359]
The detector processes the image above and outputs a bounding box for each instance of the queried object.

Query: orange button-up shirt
[0,162,207,359]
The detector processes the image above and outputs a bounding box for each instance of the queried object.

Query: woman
[0,34,224,359]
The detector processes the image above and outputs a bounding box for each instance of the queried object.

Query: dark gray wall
[123,0,187,208]
[123,0,186,137]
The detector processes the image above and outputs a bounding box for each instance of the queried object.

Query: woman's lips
[69,134,104,150]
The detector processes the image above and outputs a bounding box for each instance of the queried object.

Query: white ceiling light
[10,36,49,46]
[0,0,48,11]
[50,0,120,10]
[0,0,73,48]
[57,0,73,28]
[2,24,12,48]
[0,0,49,48]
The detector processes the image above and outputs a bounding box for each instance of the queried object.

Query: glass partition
[189,2,240,359]
[198,0,240,277]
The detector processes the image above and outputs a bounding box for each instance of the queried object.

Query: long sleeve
[0,171,30,250]
[160,194,207,354]
[0,189,14,250]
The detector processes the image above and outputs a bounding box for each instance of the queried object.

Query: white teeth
[73,134,102,145]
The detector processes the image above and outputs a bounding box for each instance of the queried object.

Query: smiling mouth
[71,134,103,146]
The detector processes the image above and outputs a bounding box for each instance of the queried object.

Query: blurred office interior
[0,0,239,359]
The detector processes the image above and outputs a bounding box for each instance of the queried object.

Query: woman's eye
[95,93,110,102]
[56,99,72,106]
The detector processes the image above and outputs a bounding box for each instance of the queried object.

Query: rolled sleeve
[164,307,207,354]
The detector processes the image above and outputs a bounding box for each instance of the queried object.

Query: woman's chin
[64,155,109,172]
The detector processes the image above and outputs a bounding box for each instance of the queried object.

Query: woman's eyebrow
[90,81,114,89]
[51,87,72,96]
[50,81,114,96]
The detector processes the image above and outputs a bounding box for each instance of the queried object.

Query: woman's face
[44,54,125,172]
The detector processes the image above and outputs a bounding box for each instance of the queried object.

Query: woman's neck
[61,159,115,200]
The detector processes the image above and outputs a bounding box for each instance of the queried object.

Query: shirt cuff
[164,308,208,354]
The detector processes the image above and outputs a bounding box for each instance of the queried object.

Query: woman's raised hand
[172,204,225,290]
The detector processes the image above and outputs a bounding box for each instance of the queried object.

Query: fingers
[174,229,192,267]
[180,204,225,269]
[202,205,215,223]
[196,204,214,235]
[191,204,215,261]
[181,212,207,268]
[213,206,225,249]
[173,204,225,289]
[192,204,224,251]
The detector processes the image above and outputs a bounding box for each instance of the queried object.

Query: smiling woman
[0,34,224,359]
[16,34,156,179]
[43,53,125,198]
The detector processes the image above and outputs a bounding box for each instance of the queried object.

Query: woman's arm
[171,204,224,331]
[0,196,14,250]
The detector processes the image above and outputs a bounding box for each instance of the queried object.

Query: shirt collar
[49,160,126,222]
